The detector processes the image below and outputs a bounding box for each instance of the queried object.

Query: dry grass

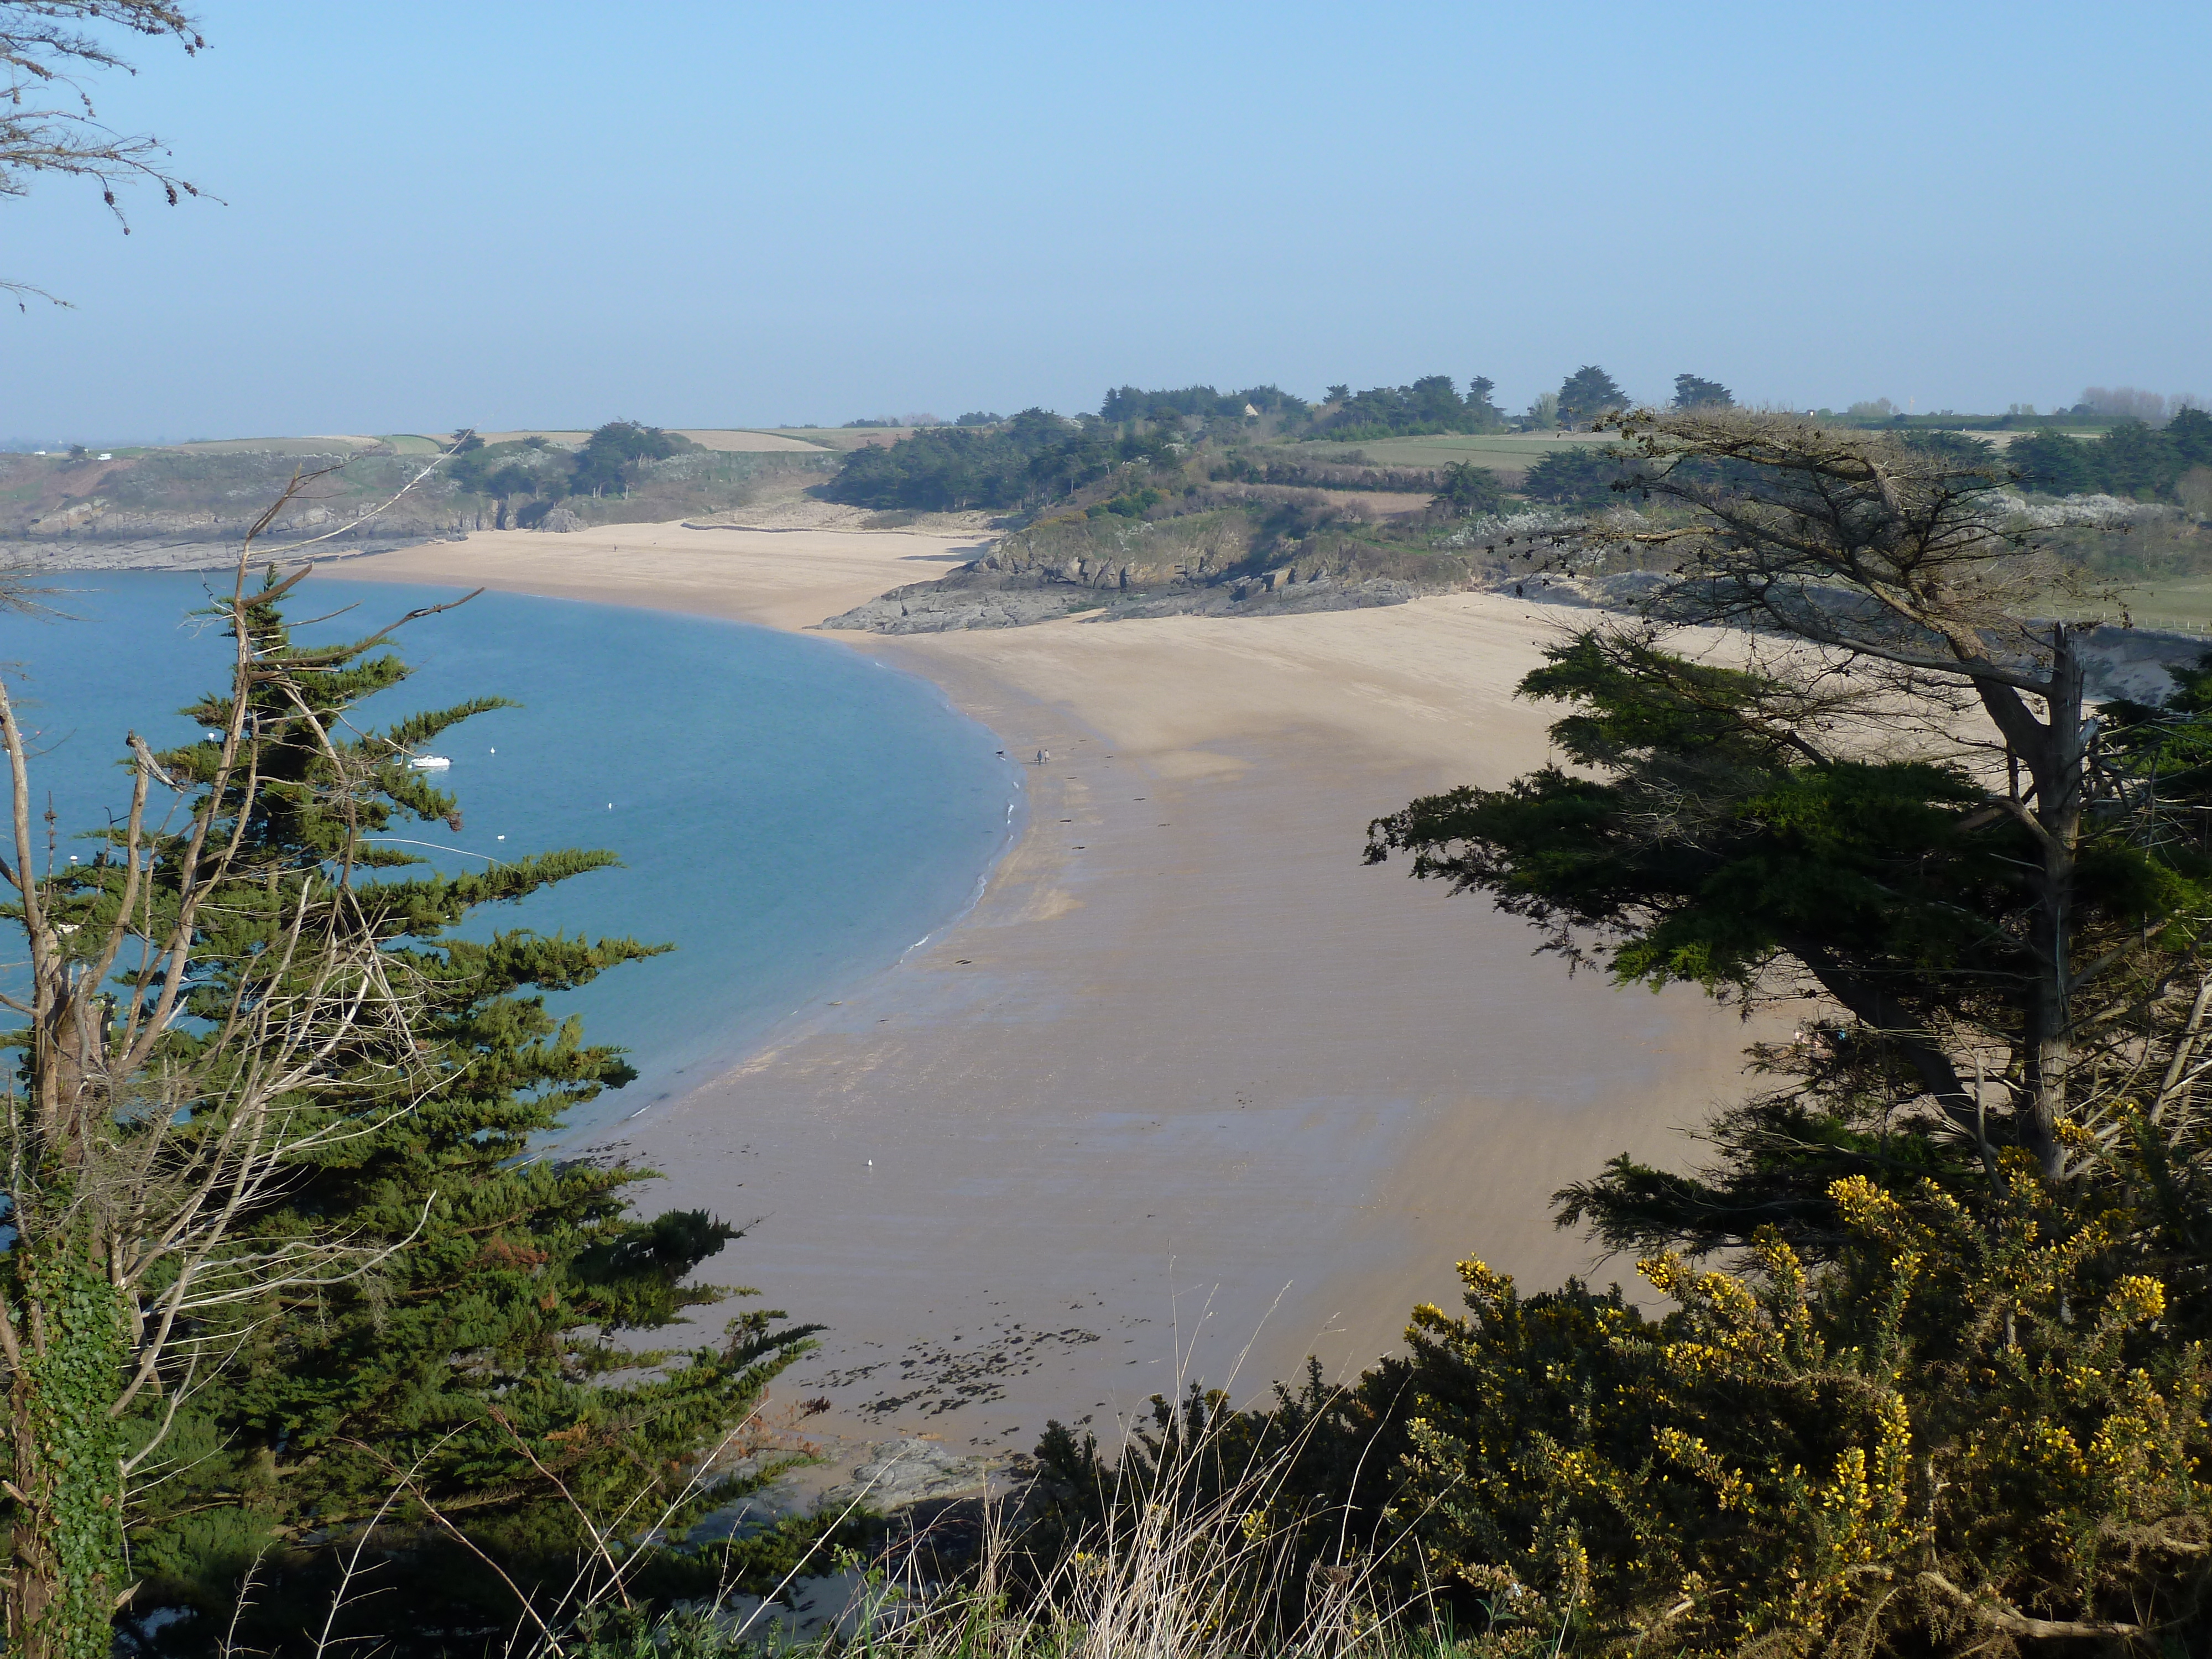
[274,1333,1485,1659]
[540,1406,1463,1659]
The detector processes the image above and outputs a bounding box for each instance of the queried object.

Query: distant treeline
[1317,375,1507,440]
[447,421,682,520]
[821,409,1179,512]
[820,371,2212,519]
[2011,411,2212,501]
[1098,383,1308,424]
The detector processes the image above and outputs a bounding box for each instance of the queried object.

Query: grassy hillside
[0,427,833,552]
[1293,431,1611,471]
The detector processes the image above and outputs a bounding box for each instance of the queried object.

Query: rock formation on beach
[819,507,1493,632]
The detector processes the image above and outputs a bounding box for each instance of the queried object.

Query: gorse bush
[1010,1111,2212,1655]
[1394,1160,2212,1653]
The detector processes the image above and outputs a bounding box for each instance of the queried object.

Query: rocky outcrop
[818,571,1098,633]
[0,442,831,571]
[0,532,458,574]
[820,508,1498,633]
[971,509,1258,592]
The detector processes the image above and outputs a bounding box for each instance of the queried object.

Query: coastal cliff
[1,441,831,572]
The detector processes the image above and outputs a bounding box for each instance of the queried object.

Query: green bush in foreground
[1014,1130,2211,1656]
[1394,1163,2211,1653]
[32,575,823,1652]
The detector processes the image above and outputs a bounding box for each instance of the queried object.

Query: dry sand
[325,526,1776,1449]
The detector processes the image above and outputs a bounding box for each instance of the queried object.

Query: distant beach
[324,523,1771,1449]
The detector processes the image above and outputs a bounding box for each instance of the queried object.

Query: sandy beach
[325,525,1772,1449]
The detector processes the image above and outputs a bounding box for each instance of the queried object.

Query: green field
[2119,576,2212,634]
[758,426,893,451]
[1295,431,1613,468]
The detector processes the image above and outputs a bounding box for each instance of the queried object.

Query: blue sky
[6,1,2209,442]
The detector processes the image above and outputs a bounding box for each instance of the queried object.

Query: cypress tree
[80,575,818,1647]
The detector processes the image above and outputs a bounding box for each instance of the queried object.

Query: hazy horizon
[7,1,2209,442]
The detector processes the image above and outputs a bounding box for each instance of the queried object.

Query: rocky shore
[0,531,453,575]
[819,507,1493,633]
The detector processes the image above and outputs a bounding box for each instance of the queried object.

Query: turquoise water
[0,571,1021,1140]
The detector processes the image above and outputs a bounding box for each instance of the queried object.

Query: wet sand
[326,526,1768,1448]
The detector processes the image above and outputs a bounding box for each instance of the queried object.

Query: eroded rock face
[0,534,456,573]
[818,574,1095,633]
[818,507,1491,633]
[536,507,585,533]
[973,510,1257,592]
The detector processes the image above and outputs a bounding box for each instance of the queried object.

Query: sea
[0,570,1022,1142]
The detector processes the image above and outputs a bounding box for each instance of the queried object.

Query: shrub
[1430,461,1504,517]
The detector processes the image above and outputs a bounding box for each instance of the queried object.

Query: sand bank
[325,528,1772,1448]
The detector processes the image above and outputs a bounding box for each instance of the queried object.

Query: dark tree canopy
[1520,443,1637,506]
[822,408,1181,512]
[1374,409,2191,1252]
[1429,460,1504,517]
[1317,374,1506,439]
[1671,373,1734,409]
[97,582,818,1645]
[569,418,681,497]
[1098,383,1306,424]
[2008,410,2212,500]
[1555,364,1627,429]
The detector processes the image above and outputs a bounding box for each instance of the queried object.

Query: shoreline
[322,524,1775,1449]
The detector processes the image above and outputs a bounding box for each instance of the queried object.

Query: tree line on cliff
[817,368,1741,515]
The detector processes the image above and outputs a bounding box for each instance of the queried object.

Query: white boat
[407,754,452,771]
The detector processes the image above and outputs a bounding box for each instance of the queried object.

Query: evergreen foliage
[1384,1160,2212,1653]
[1368,615,2212,1244]
[1429,461,1505,518]
[9,576,816,1650]
[1554,366,1627,430]
[1519,445,1637,506]
[2010,409,2212,502]
[1316,375,1505,440]
[1032,1131,2212,1652]
[1670,373,1734,410]
[1098,384,1308,424]
[1222,410,2212,1648]
[570,419,683,498]
[822,410,1176,512]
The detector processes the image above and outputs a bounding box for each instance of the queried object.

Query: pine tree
[1369,410,2212,1229]
[3,567,815,1648]
[1669,373,1733,409]
[1554,365,1627,430]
